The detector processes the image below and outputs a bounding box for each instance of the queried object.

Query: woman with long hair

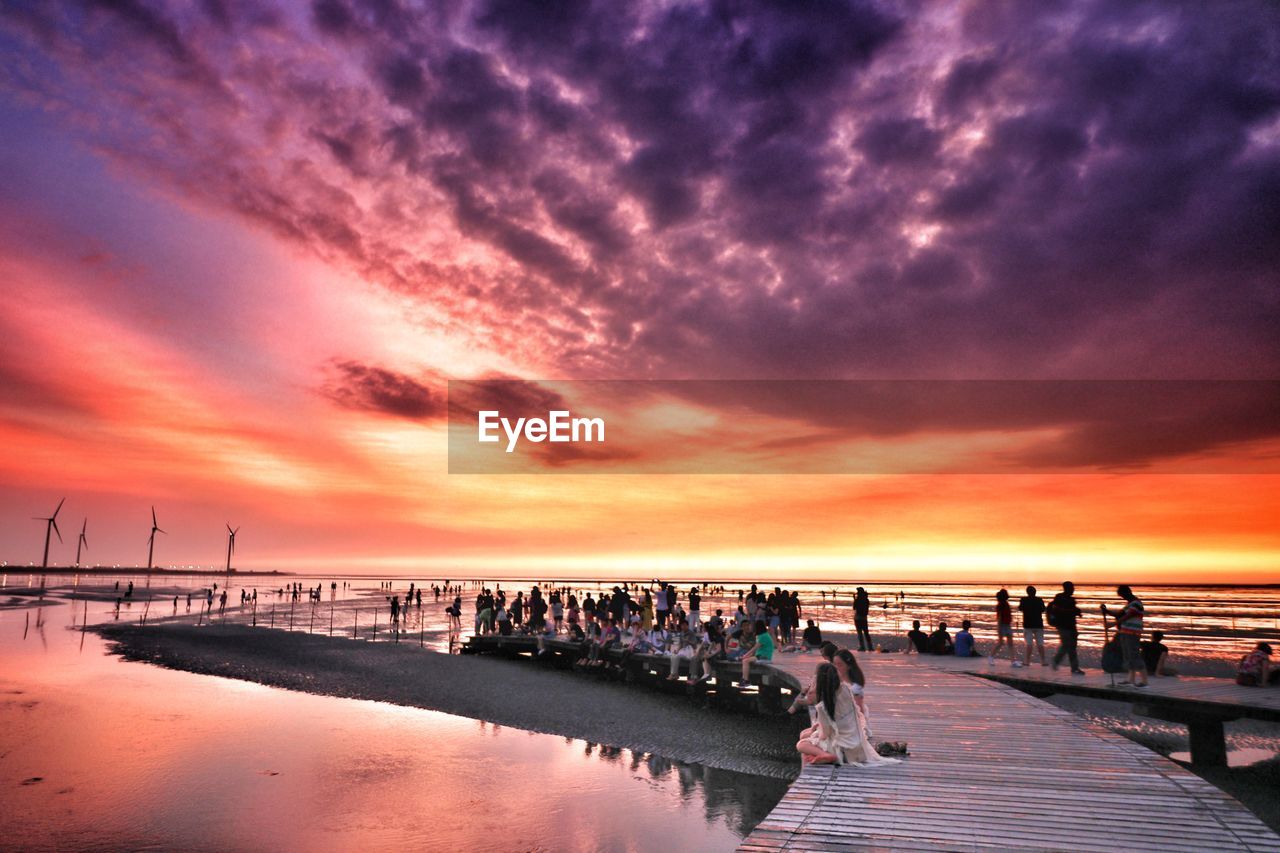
[794,664,862,765]
[796,662,895,766]
[830,650,893,765]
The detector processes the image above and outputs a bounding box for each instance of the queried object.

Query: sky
[1,0,1278,582]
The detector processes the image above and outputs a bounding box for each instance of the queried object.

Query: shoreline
[92,622,800,780]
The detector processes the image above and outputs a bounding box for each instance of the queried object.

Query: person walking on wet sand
[1048,582,1085,674]
[853,587,872,651]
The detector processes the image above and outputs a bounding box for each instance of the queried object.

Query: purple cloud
[1,0,1277,386]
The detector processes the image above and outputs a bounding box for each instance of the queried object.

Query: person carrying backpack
[1048,581,1085,674]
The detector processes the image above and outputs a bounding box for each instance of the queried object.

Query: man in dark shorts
[1019,585,1047,667]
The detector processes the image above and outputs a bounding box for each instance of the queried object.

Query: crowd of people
[444,579,1280,690]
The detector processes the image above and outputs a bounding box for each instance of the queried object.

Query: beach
[94,621,800,780]
[91,614,1280,834]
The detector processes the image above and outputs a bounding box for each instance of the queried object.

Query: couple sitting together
[788,646,900,767]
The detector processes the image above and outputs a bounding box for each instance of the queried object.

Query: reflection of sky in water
[0,586,788,851]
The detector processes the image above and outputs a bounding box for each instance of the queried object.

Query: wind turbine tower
[34,498,65,569]
[147,506,166,571]
[225,524,239,578]
[76,519,88,568]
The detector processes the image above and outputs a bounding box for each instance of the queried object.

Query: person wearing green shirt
[739,620,774,686]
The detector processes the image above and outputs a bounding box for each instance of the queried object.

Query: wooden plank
[739,655,1279,852]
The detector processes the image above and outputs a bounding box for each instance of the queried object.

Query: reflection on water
[0,588,788,851]
[1170,748,1278,768]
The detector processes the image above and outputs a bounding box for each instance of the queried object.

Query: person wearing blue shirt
[955,620,977,658]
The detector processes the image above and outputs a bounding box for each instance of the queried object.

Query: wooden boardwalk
[905,653,1280,716]
[744,654,1280,852]
[881,653,1280,766]
[462,635,1279,851]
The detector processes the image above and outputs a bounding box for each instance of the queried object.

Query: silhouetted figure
[853,588,872,651]
[905,620,929,654]
[928,622,953,655]
[1048,581,1084,674]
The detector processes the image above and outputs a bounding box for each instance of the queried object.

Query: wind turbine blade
[151,506,158,527]
[52,520,62,543]
[227,522,233,534]
[156,527,167,535]
[53,497,65,519]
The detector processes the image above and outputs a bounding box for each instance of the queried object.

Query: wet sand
[94,623,800,779]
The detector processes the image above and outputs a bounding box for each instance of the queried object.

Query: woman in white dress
[834,648,874,740]
[796,663,896,767]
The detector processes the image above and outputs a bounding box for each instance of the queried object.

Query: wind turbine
[147,506,165,571]
[76,519,88,568]
[34,498,65,569]
[225,523,239,577]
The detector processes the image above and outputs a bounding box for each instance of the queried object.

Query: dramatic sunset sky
[1,1,1278,581]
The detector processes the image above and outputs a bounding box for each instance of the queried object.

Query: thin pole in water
[270,603,275,628]
[252,598,257,627]
[289,599,295,630]
[372,608,378,640]
[330,601,334,636]
[354,608,359,639]
[310,603,315,634]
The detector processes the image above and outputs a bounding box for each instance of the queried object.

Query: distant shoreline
[5,567,291,577]
[12,568,1275,588]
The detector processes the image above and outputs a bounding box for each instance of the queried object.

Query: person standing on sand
[853,588,872,652]
[991,589,1017,665]
[1019,586,1047,667]
[654,584,669,630]
[1048,582,1085,674]
[1105,585,1148,686]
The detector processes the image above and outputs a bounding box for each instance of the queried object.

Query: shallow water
[11,573,1277,670]
[0,590,788,851]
